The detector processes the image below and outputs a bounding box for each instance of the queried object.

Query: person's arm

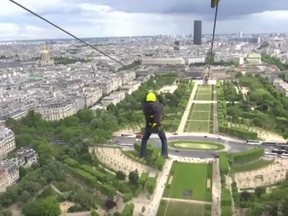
[157,94,166,106]
[142,104,149,129]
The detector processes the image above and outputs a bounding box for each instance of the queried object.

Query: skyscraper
[193,20,202,45]
[174,40,180,50]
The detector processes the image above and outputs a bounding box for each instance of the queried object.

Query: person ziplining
[140,91,168,158]
[9,0,221,160]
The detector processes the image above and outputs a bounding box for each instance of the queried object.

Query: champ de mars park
[3,70,288,216]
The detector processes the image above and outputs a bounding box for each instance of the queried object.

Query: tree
[116,171,126,180]
[240,191,251,201]
[90,210,99,216]
[128,170,139,185]
[251,202,263,216]
[39,197,61,216]
[105,199,117,209]
[19,191,32,203]
[0,209,12,216]
[255,187,266,198]
[22,198,61,216]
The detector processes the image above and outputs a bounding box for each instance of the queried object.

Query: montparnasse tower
[40,43,54,66]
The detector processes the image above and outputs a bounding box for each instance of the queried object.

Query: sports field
[157,200,212,216]
[194,85,212,100]
[185,104,212,132]
[163,162,212,201]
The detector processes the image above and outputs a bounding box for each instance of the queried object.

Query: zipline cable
[9,0,125,66]
[208,2,220,77]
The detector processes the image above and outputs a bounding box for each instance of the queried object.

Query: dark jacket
[143,94,165,129]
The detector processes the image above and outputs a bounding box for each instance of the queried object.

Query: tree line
[1,73,179,216]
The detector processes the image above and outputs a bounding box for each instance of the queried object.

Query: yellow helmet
[146,92,157,102]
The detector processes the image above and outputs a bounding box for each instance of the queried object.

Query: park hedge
[81,165,107,182]
[276,117,288,127]
[146,177,157,194]
[65,158,80,167]
[65,165,97,187]
[64,158,115,182]
[241,112,267,120]
[134,142,154,156]
[219,152,229,175]
[139,172,149,187]
[121,203,135,216]
[230,148,264,165]
[221,206,232,216]
[151,149,160,161]
[100,184,117,198]
[155,156,165,170]
[134,142,165,170]
[219,125,258,140]
[231,182,240,207]
[221,188,232,206]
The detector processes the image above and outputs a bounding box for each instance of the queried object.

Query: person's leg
[158,130,168,157]
[140,129,152,158]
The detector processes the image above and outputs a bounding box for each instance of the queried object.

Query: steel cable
[9,0,125,66]
[208,3,220,77]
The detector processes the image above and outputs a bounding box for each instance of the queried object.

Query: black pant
[140,127,168,157]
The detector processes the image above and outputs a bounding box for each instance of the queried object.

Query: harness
[148,114,158,128]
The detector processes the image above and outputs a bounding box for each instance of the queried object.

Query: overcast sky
[1,0,288,40]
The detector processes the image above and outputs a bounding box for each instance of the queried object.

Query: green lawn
[195,93,212,100]
[195,86,212,100]
[156,200,211,216]
[169,140,225,150]
[163,162,212,201]
[185,121,211,132]
[197,86,212,93]
[233,159,274,172]
[185,103,212,132]
[192,104,211,112]
[189,111,210,121]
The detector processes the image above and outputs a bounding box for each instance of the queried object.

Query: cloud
[0,0,287,40]
[77,0,288,20]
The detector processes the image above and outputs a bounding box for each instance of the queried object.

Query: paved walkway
[212,85,219,134]
[141,159,174,216]
[191,100,216,104]
[161,197,212,204]
[211,160,221,216]
[177,82,198,133]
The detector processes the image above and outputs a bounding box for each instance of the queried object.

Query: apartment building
[0,160,19,186]
[101,96,121,106]
[188,57,205,64]
[141,57,185,65]
[82,87,103,108]
[17,147,38,168]
[101,77,122,95]
[109,91,125,102]
[0,169,9,193]
[118,71,136,85]
[0,127,16,160]
[120,81,141,94]
[36,100,77,121]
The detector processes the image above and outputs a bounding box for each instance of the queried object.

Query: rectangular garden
[157,200,211,216]
[194,86,212,100]
[185,104,212,132]
[162,162,213,202]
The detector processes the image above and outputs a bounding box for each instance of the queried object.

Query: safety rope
[208,2,220,77]
[9,0,125,66]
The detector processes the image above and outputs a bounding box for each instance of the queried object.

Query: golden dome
[41,44,49,54]
[41,50,49,54]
